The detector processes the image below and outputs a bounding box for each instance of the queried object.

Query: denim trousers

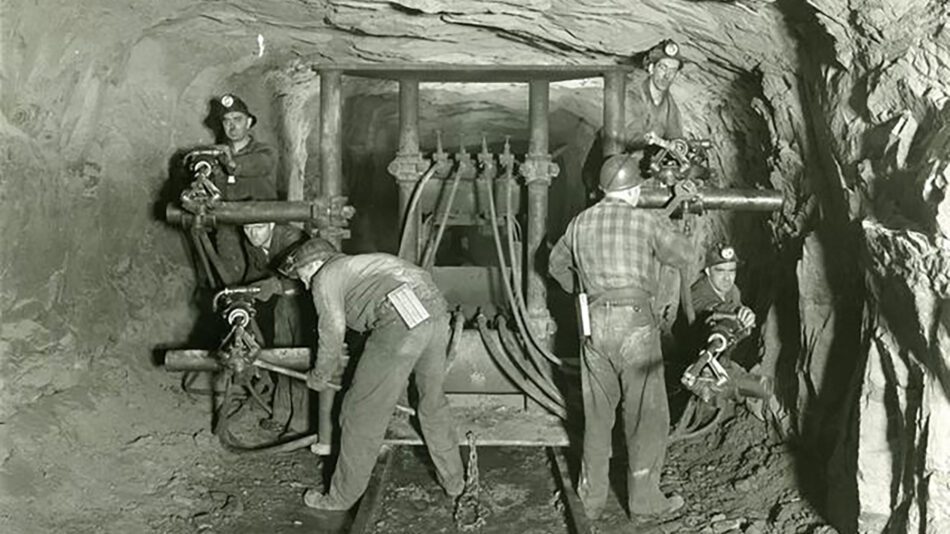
[323,313,464,508]
[577,303,670,517]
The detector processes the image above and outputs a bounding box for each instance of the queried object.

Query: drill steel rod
[166,201,326,226]
[638,187,784,212]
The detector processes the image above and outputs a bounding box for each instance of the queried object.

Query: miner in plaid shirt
[549,151,694,521]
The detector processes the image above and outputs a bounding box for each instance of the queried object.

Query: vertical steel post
[520,80,558,339]
[603,71,626,157]
[387,78,429,263]
[317,69,343,451]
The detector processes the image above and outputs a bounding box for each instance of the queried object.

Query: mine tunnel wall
[2,0,949,531]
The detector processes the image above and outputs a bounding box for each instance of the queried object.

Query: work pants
[323,313,464,509]
[269,295,313,433]
[577,304,670,518]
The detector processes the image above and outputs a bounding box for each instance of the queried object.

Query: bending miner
[278,237,465,518]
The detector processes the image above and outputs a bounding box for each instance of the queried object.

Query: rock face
[1,0,948,532]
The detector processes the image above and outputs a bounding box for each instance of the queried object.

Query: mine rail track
[331,445,591,534]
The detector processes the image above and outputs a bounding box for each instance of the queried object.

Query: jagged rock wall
[782,0,950,532]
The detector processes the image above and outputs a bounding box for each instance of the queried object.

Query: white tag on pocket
[386,284,430,329]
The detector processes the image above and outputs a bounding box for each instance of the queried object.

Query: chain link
[454,431,486,531]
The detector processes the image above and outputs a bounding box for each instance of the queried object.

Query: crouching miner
[278,238,465,515]
[549,151,694,521]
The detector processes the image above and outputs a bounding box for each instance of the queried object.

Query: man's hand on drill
[737,306,756,330]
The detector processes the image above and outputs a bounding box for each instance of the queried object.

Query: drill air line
[483,172,562,367]
[477,316,567,420]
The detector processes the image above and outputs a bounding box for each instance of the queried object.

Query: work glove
[305,369,334,392]
[737,306,756,330]
[248,277,283,301]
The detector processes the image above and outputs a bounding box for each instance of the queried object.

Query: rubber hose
[397,162,439,260]
[476,315,567,419]
[496,319,565,407]
[482,174,562,366]
[422,166,464,270]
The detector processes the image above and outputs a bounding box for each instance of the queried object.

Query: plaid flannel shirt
[548,197,692,298]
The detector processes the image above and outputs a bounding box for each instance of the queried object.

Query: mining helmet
[644,39,683,69]
[599,152,645,192]
[278,237,338,277]
[214,94,257,127]
[705,243,739,268]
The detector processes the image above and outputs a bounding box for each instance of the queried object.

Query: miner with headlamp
[583,39,686,198]
[548,151,694,521]
[691,243,756,330]
[206,93,282,286]
[277,238,464,516]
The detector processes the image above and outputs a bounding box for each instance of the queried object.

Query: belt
[589,286,653,308]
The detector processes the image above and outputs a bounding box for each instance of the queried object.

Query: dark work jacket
[212,136,278,201]
[241,224,307,283]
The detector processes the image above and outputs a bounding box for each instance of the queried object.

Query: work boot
[630,492,685,518]
[303,488,349,512]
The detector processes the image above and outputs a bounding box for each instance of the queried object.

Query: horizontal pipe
[637,187,783,213]
[165,348,311,372]
[166,201,322,226]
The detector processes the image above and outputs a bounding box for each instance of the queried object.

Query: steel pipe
[166,201,322,226]
[165,348,311,371]
[397,79,420,156]
[525,81,551,325]
[319,69,344,450]
[603,71,626,156]
[637,187,784,213]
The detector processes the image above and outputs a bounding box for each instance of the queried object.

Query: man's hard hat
[644,39,684,68]
[214,94,257,127]
[278,237,338,276]
[599,152,645,192]
[705,243,739,268]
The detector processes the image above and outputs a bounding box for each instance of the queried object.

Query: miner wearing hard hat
[278,238,464,516]
[208,93,281,285]
[548,151,694,521]
[209,93,277,201]
[582,39,685,200]
[691,243,756,330]
[625,38,685,150]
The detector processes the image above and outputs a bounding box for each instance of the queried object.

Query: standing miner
[208,93,279,285]
[278,237,464,516]
[549,152,694,521]
[583,39,685,199]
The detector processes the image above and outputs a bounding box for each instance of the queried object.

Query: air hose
[481,173,563,367]
[476,314,566,419]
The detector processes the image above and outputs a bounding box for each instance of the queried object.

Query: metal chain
[454,431,486,531]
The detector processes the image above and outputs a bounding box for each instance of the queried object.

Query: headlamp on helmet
[214,93,257,127]
[705,243,739,268]
[644,39,683,68]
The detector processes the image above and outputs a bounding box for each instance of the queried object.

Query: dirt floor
[1,356,837,534]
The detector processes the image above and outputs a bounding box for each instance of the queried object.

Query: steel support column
[520,81,559,339]
[318,69,343,452]
[603,71,626,156]
[387,78,429,263]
